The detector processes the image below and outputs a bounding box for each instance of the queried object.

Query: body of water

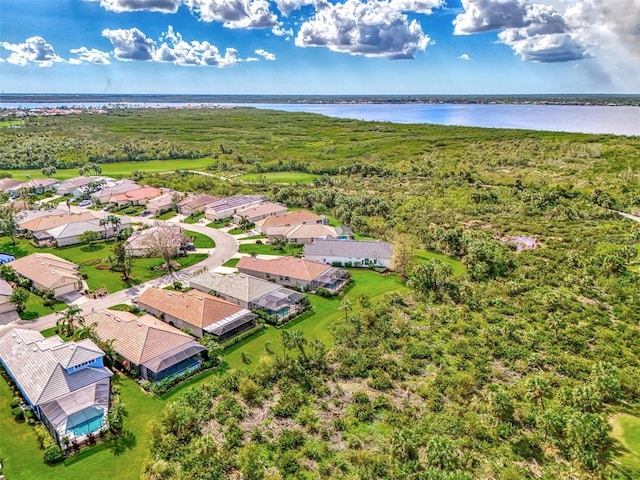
[2,101,639,136]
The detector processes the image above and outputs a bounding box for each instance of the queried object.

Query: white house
[303,238,394,269]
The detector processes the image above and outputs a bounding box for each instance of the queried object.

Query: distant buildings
[205,195,266,221]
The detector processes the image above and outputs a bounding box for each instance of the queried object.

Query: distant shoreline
[1,93,639,107]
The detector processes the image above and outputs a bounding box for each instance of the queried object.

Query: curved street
[0,218,238,336]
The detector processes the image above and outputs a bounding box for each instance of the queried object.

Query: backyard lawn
[238,242,303,256]
[184,230,215,248]
[206,217,232,228]
[7,158,216,180]
[0,237,207,293]
[415,249,467,277]
[237,171,319,184]
[182,212,205,224]
[19,292,67,320]
[610,413,640,473]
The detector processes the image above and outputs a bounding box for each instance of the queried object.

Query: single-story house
[178,194,220,216]
[90,180,140,204]
[0,278,17,315]
[136,288,258,341]
[56,176,108,196]
[19,211,97,235]
[9,253,82,297]
[109,186,162,207]
[189,272,308,321]
[303,238,394,269]
[0,329,112,446]
[36,216,132,247]
[237,256,349,293]
[146,193,176,215]
[232,202,288,224]
[204,195,266,221]
[278,224,339,245]
[0,178,25,197]
[255,209,326,235]
[20,178,60,195]
[125,224,186,257]
[85,309,206,382]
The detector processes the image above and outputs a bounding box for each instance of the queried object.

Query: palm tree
[107,398,128,433]
[56,305,84,338]
[200,335,222,365]
[339,299,353,323]
[525,376,550,410]
[289,330,308,360]
[108,215,121,234]
[279,330,294,358]
[99,217,109,238]
[74,321,98,341]
[238,215,251,232]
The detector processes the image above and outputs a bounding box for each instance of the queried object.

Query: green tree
[339,299,353,323]
[9,287,29,313]
[525,376,551,410]
[41,166,57,177]
[407,259,453,300]
[74,321,98,341]
[78,230,101,246]
[200,335,222,365]
[80,162,102,176]
[107,397,128,433]
[109,242,134,280]
[0,204,20,245]
[56,305,84,337]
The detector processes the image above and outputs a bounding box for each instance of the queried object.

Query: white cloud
[102,27,156,61]
[184,0,278,28]
[295,0,430,59]
[245,56,259,61]
[453,0,529,34]
[274,0,314,15]
[389,0,444,14]
[0,36,63,67]
[254,48,276,60]
[95,0,181,12]
[458,53,471,60]
[69,47,111,64]
[271,24,294,37]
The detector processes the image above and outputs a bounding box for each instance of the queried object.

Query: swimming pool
[66,407,105,437]
[0,253,15,264]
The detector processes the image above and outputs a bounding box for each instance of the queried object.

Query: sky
[0,0,638,95]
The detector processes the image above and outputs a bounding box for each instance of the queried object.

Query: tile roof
[237,256,331,282]
[0,278,13,296]
[22,178,59,189]
[178,193,220,210]
[91,180,140,199]
[86,310,204,367]
[0,329,110,406]
[56,176,103,192]
[0,178,24,190]
[284,224,337,240]
[9,253,80,290]
[46,217,131,240]
[206,195,265,212]
[19,212,97,232]
[125,224,184,251]
[189,272,283,303]
[110,186,162,203]
[235,202,287,219]
[304,239,394,259]
[146,192,175,209]
[137,288,251,329]
[257,210,324,229]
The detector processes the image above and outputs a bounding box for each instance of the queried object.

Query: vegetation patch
[184,230,215,248]
[237,171,319,184]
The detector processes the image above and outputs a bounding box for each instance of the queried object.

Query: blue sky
[0,0,638,94]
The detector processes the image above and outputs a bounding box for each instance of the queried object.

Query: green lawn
[238,243,303,256]
[0,238,207,294]
[610,414,640,473]
[206,218,232,229]
[222,258,240,268]
[7,158,216,181]
[182,212,205,224]
[184,230,215,248]
[0,120,25,127]
[154,210,177,220]
[228,226,254,235]
[19,292,67,321]
[415,249,467,277]
[0,373,164,480]
[237,171,319,184]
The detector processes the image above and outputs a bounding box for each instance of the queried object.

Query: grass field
[182,212,205,224]
[610,414,640,473]
[6,158,215,181]
[206,218,232,228]
[0,237,206,293]
[415,249,467,277]
[238,242,303,256]
[19,292,68,320]
[237,171,319,184]
[222,258,240,267]
[184,230,215,248]
[154,210,177,220]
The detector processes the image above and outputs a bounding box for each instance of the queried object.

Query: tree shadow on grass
[109,429,137,456]
[80,245,105,253]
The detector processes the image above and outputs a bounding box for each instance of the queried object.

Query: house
[38,216,132,247]
[56,176,109,197]
[232,201,288,224]
[90,180,140,204]
[189,272,308,321]
[0,329,112,445]
[85,309,206,382]
[136,288,258,340]
[280,224,340,245]
[0,178,25,198]
[19,211,97,235]
[178,194,220,216]
[125,224,186,257]
[204,195,266,221]
[237,256,350,293]
[303,238,394,269]
[255,209,326,236]
[0,278,17,315]
[109,186,162,207]
[21,178,60,194]
[9,253,81,297]
[146,193,176,215]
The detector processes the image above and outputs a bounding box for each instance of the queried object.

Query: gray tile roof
[303,238,394,260]
[189,272,282,303]
[206,195,265,212]
[0,329,111,407]
[0,278,13,296]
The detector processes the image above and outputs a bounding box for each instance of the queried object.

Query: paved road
[0,218,238,336]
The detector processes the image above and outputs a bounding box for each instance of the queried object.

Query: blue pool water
[66,408,105,437]
[0,254,15,264]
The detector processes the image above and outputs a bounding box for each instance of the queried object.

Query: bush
[314,287,334,298]
[43,445,64,464]
[12,406,24,420]
[10,397,20,408]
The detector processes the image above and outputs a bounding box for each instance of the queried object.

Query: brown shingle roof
[137,287,247,329]
[258,209,324,228]
[86,310,198,365]
[19,212,96,232]
[237,256,331,282]
[9,253,80,289]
